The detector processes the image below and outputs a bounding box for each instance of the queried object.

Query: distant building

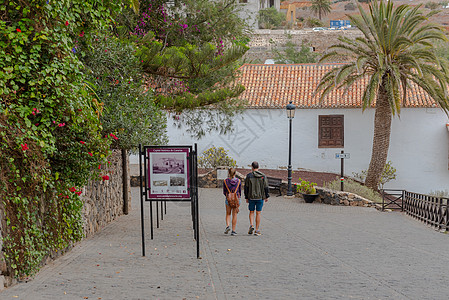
[239,0,281,29]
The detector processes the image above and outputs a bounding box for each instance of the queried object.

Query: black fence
[382,189,449,232]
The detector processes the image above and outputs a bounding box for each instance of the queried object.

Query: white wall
[156,108,449,194]
[238,0,282,29]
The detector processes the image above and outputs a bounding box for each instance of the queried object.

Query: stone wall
[0,150,129,289]
[83,149,130,238]
[244,29,364,62]
[314,187,379,208]
[197,168,379,209]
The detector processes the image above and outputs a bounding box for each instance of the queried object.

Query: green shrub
[429,190,449,197]
[352,160,397,189]
[304,17,325,28]
[79,34,168,151]
[344,2,356,10]
[324,178,383,203]
[296,178,317,194]
[258,7,285,29]
[425,1,440,9]
[198,146,236,169]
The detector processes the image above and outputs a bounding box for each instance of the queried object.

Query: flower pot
[302,193,318,203]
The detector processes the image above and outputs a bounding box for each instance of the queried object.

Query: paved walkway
[1,188,449,299]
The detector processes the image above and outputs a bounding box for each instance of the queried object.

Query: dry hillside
[289,0,449,31]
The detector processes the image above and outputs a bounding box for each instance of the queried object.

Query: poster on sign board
[147,148,190,199]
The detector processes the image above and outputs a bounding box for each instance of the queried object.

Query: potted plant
[296,177,318,203]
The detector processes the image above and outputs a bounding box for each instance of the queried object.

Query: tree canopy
[132,0,251,137]
[310,0,332,20]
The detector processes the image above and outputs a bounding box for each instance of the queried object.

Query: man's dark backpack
[224,179,240,213]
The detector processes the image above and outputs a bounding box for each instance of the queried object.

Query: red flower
[79,31,84,37]
[75,191,82,196]
[16,28,21,32]
[80,141,85,145]
[109,133,119,140]
[98,164,101,169]
[78,108,82,112]
[21,143,29,151]
[102,175,109,181]
[65,21,69,26]
[58,123,66,127]
[69,187,76,192]
[88,152,93,156]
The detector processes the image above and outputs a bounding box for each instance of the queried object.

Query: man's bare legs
[255,211,261,231]
[249,210,254,227]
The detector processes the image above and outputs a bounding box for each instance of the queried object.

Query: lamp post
[286,101,296,196]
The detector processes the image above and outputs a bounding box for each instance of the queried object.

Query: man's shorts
[248,199,264,212]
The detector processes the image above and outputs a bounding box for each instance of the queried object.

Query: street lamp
[286,101,296,196]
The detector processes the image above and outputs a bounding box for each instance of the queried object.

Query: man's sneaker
[254,230,261,236]
[248,226,254,235]
[231,231,237,236]
[224,226,230,234]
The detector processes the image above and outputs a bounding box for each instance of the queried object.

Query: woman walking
[223,168,241,236]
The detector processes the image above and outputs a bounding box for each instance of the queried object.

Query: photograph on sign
[147,148,190,199]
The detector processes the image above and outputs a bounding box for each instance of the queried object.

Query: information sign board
[147,148,190,199]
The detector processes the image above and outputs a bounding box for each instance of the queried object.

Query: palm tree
[316,0,449,190]
[310,0,332,20]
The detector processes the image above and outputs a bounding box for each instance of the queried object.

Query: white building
[165,64,449,194]
[239,0,281,29]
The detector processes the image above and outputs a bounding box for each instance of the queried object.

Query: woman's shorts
[248,199,264,212]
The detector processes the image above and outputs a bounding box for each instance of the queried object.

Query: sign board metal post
[335,151,350,191]
[139,144,145,257]
[340,150,344,191]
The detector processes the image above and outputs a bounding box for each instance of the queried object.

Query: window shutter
[319,115,344,148]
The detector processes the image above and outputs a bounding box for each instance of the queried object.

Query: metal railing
[381,189,404,211]
[403,191,449,232]
[382,189,449,232]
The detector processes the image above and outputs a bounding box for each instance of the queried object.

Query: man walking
[244,161,269,236]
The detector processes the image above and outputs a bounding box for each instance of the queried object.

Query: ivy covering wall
[0,0,120,278]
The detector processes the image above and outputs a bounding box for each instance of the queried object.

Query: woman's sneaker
[254,230,261,236]
[248,226,254,235]
[224,226,230,234]
[231,231,237,236]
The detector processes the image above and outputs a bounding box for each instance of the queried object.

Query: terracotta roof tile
[238,64,439,109]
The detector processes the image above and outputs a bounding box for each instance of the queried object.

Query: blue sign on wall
[330,20,350,28]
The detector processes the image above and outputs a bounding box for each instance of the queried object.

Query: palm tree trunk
[365,82,392,190]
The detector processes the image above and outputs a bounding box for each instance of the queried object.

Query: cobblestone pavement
[1,188,449,300]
